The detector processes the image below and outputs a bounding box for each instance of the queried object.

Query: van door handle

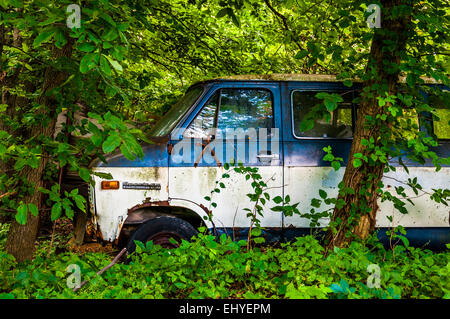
[256,153,279,160]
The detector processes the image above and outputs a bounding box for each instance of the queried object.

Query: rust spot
[114,219,125,245]
[85,218,98,240]
[96,227,104,241]
[167,143,173,155]
[128,200,171,213]
[193,142,222,168]
[199,204,210,215]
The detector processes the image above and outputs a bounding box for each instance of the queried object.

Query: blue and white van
[89,74,449,251]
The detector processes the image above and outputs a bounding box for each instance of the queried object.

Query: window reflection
[184,88,274,138]
[292,91,353,138]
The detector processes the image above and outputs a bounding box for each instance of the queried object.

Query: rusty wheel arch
[116,201,206,247]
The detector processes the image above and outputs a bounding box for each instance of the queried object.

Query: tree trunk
[325,0,412,250]
[5,38,74,262]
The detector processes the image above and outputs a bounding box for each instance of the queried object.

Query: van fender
[116,197,213,245]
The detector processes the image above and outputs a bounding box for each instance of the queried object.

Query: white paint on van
[91,165,449,242]
[91,167,168,241]
[169,166,284,229]
[283,166,450,228]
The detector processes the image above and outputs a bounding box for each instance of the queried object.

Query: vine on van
[300,89,449,254]
[203,160,303,250]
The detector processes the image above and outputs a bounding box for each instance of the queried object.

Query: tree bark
[4,37,74,262]
[325,0,412,250]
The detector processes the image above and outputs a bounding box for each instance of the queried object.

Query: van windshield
[149,85,204,137]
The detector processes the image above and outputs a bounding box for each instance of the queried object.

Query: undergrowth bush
[0,223,448,299]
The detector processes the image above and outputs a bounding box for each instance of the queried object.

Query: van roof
[191,73,443,85]
[215,74,346,82]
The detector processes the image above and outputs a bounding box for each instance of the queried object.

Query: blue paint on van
[96,142,169,167]
[213,227,450,250]
[96,79,448,168]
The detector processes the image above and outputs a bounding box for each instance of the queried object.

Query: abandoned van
[89,74,449,252]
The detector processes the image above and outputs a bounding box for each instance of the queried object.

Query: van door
[169,82,284,239]
[281,82,357,233]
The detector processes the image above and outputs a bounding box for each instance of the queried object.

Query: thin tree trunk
[325,0,412,250]
[5,37,74,262]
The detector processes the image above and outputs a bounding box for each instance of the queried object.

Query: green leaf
[28,203,39,217]
[353,158,362,168]
[102,27,118,42]
[15,203,28,225]
[51,202,62,221]
[120,143,136,161]
[91,133,103,147]
[79,167,91,183]
[216,8,228,18]
[324,99,337,112]
[80,53,99,73]
[73,194,86,213]
[229,10,240,27]
[331,161,341,171]
[299,119,314,132]
[319,189,327,199]
[33,30,55,48]
[251,228,261,237]
[311,198,321,208]
[107,57,123,73]
[100,55,112,76]
[273,196,283,204]
[343,79,353,87]
[93,172,113,180]
[78,42,96,53]
[253,237,265,244]
[294,50,309,59]
[102,134,121,153]
[100,13,116,27]
[105,85,118,98]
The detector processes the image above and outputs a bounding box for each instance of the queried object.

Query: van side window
[429,92,450,139]
[184,88,273,138]
[292,90,353,138]
[184,92,219,138]
[218,89,273,133]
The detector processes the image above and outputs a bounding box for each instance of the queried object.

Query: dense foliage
[0,223,448,299]
[0,0,449,299]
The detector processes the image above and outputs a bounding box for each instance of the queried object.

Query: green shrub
[0,232,448,299]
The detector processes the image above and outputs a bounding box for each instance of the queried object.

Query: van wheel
[126,216,197,254]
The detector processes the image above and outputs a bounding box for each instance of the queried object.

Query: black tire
[126,216,197,255]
